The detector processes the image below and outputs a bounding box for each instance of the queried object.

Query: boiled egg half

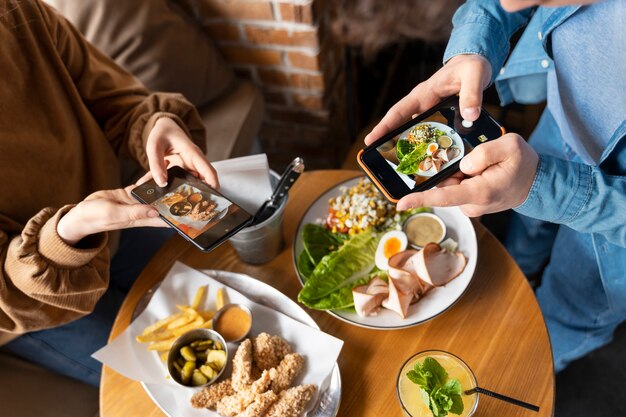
[375,230,408,270]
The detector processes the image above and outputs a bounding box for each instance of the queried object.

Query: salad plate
[293,177,477,330]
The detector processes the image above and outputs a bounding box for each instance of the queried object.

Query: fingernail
[396,201,408,211]
[462,107,480,121]
[148,210,160,218]
[460,157,473,172]
[159,175,168,187]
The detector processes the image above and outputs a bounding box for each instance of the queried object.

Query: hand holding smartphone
[132,166,252,252]
[358,95,505,202]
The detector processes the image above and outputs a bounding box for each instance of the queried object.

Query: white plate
[293,177,477,330]
[134,270,342,417]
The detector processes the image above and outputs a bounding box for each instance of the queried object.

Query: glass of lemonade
[396,350,479,417]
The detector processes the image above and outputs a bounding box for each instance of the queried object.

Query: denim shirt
[443,1,626,310]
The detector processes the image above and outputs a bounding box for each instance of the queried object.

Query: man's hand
[364,54,492,145]
[146,117,218,189]
[57,186,166,246]
[396,134,539,217]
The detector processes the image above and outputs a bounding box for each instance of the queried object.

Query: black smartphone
[358,95,505,203]
[131,166,253,252]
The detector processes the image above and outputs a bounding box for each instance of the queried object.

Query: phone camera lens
[147,189,155,195]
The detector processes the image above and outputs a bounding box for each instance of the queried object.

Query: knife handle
[270,157,304,203]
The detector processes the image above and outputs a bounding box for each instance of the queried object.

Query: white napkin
[93,262,343,415]
[212,154,273,214]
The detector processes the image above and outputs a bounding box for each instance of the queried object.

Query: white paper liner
[93,262,343,416]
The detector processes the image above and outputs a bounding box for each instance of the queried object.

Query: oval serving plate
[133,270,341,417]
[292,176,477,330]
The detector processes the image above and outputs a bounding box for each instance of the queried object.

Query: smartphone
[131,166,253,252]
[358,95,505,202]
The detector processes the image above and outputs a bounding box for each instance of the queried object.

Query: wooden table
[101,170,555,417]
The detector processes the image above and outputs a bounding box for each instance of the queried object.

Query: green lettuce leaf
[300,275,371,310]
[297,224,347,282]
[396,139,415,160]
[298,230,378,309]
[297,250,315,281]
[396,142,428,175]
[302,224,346,265]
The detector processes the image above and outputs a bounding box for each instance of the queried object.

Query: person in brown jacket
[0,0,218,385]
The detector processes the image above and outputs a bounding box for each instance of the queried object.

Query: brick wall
[175,0,349,170]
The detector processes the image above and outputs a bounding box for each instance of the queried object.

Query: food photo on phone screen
[375,105,485,190]
[150,184,233,239]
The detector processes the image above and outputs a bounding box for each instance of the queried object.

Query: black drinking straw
[465,387,540,412]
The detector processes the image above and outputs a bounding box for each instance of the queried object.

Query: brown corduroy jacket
[0,0,206,344]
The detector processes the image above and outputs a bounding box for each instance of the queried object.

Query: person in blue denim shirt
[365,0,625,372]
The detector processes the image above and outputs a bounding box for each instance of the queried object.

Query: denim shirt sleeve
[443,0,534,79]
[515,155,626,248]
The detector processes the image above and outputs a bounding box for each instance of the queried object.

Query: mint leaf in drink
[406,356,464,417]
[407,361,432,389]
[449,394,464,415]
[422,357,448,389]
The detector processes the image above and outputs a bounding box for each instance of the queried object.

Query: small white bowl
[402,212,447,249]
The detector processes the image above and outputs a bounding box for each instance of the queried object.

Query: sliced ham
[434,148,449,162]
[419,157,433,172]
[352,277,389,317]
[382,275,414,319]
[384,250,427,318]
[352,244,466,318]
[447,147,461,160]
[415,242,467,286]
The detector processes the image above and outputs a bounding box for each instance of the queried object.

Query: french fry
[176,305,200,318]
[160,352,169,362]
[191,285,207,310]
[147,338,176,351]
[140,312,184,336]
[136,329,174,344]
[197,310,215,321]
[166,314,197,330]
[172,317,206,337]
[136,285,217,357]
[216,288,227,310]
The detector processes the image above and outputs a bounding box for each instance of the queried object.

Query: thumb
[115,204,161,228]
[460,139,508,175]
[458,73,485,122]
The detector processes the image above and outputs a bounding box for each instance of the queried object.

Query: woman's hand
[396,134,539,217]
[57,186,166,246]
[146,117,218,189]
[364,54,492,145]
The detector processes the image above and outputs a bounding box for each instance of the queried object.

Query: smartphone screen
[132,167,252,252]
[359,95,504,201]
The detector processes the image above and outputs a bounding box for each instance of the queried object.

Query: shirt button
[538,31,543,41]
[499,67,506,75]
[541,59,550,68]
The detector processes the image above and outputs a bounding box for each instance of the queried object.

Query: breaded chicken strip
[265,384,317,417]
[252,333,292,370]
[190,379,234,409]
[232,339,254,391]
[239,390,279,417]
[269,353,304,393]
[215,394,245,417]
[215,370,272,416]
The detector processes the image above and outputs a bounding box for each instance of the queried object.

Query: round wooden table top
[100,170,554,417]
